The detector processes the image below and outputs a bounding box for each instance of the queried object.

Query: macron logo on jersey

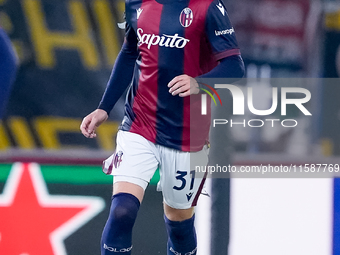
[136,8,143,19]
[137,28,190,49]
[216,2,225,16]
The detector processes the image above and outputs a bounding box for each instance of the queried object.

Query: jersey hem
[119,128,205,152]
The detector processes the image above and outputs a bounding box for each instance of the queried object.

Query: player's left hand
[168,74,199,97]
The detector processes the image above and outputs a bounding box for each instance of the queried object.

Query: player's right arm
[80,22,138,138]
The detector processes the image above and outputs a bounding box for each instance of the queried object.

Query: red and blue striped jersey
[120,0,240,151]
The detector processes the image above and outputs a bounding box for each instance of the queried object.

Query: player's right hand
[80,109,108,138]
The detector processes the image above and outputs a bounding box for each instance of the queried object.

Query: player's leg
[159,145,209,255]
[101,131,159,255]
[101,182,144,255]
[164,205,197,255]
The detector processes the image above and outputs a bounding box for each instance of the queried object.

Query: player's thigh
[158,145,209,210]
[103,131,160,201]
[113,181,145,203]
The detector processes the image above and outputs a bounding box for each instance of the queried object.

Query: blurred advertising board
[321,3,340,155]
[227,0,311,70]
[324,2,340,78]
[1,162,340,255]
[0,0,126,151]
[0,162,164,255]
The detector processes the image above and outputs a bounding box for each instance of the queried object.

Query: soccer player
[80,0,244,254]
[0,27,17,119]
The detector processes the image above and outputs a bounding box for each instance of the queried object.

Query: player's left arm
[168,0,244,97]
[168,55,244,97]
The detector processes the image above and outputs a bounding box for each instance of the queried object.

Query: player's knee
[110,202,136,225]
[101,193,140,254]
[107,193,140,229]
[164,214,196,237]
[102,193,140,239]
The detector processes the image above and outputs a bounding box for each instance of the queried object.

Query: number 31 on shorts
[173,170,196,191]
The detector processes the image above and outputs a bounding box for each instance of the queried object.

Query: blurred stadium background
[1,0,340,254]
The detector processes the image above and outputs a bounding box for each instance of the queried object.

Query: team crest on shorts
[113,151,123,168]
[179,8,193,28]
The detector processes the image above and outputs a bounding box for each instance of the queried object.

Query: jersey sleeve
[205,0,240,60]
[97,17,138,114]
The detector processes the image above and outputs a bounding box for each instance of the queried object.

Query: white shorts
[102,131,209,209]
